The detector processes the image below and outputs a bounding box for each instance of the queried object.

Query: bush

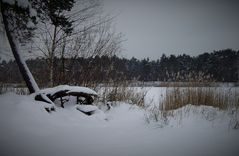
[160,87,238,111]
[145,73,239,129]
[96,81,147,107]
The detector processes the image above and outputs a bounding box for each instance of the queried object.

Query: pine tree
[1,0,75,90]
[1,0,39,93]
[31,0,75,87]
[1,0,76,111]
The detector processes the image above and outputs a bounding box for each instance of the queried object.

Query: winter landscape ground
[1,0,239,156]
[0,86,238,156]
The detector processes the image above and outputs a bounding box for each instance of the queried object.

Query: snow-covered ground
[0,91,239,156]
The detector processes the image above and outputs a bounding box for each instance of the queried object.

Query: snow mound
[0,93,238,156]
[39,85,98,96]
[77,105,98,112]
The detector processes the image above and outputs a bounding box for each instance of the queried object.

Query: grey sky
[1,0,239,61]
[103,0,239,59]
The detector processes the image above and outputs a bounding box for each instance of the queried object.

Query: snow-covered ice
[0,92,238,156]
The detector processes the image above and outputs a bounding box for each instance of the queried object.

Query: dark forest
[0,49,238,86]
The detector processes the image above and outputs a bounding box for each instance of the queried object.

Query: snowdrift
[0,93,238,156]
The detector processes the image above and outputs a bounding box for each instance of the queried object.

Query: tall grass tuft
[96,81,147,107]
[160,72,239,111]
[145,73,239,129]
[0,83,28,95]
[161,87,238,111]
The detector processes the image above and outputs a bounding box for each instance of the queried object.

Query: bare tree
[72,21,122,58]
[33,0,123,86]
[66,20,123,86]
[32,0,102,87]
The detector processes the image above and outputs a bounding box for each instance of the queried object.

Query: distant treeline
[0,49,238,86]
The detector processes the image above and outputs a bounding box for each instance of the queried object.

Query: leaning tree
[1,0,75,92]
[0,0,77,111]
[1,0,39,93]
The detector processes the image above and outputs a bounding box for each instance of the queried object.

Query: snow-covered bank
[0,93,239,156]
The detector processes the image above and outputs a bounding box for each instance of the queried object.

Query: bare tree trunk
[49,56,54,87]
[237,55,239,83]
[60,37,67,84]
[49,26,57,87]
[1,3,39,93]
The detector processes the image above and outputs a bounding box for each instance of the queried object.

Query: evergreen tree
[1,0,39,93]
[1,0,76,92]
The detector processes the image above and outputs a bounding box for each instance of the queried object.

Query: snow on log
[35,85,98,105]
[39,85,97,97]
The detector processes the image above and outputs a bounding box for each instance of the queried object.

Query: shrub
[160,87,239,111]
[145,72,239,129]
[96,81,147,108]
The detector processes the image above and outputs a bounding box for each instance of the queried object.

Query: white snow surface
[39,85,98,96]
[0,92,239,156]
[77,105,98,112]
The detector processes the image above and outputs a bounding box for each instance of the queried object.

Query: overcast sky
[103,0,239,59]
[1,0,239,61]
